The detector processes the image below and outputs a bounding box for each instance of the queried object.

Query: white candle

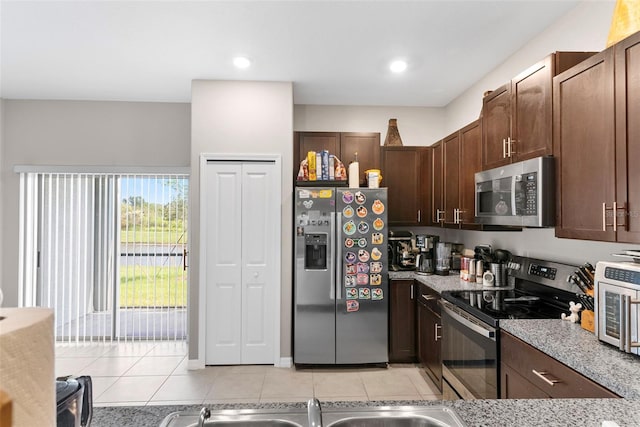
[348,161,359,188]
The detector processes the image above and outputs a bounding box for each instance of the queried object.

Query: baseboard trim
[187,358,205,370]
[276,357,293,368]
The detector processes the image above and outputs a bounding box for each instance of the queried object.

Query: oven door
[440,300,498,399]
[596,282,640,355]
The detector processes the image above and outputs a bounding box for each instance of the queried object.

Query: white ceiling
[0,0,582,107]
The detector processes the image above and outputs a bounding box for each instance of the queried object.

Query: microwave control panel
[515,172,538,216]
[604,266,640,285]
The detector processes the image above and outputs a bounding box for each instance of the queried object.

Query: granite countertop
[501,319,640,399]
[389,271,485,293]
[93,398,640,427]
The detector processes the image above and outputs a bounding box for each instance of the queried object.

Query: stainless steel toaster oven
[595,260,640,355]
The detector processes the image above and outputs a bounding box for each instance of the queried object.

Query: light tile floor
[55,341,442,407]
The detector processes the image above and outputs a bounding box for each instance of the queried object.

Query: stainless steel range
[439,255,583,400]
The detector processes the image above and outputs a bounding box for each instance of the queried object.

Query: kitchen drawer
[500,362,549,399]
[500,331,619,398]
[417,283,440,314]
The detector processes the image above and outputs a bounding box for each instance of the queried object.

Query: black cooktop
[441,286,570,327]
[441,255,582,327]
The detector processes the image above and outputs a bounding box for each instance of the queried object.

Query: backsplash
[396,226,639,266]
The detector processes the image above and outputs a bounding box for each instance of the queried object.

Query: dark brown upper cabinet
[293,131,380,185]
[432,120,481,228]
[381,146,431,226]
[459,121,482,227]
[482,52,596,171]
[614,31,640,243]
[554,31,640,243]
[431,141,444,225]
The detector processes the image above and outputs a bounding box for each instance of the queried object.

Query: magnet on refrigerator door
[356,274,369,285]
[346,300,360,312]
[356,263,370,273]
[370,274,382,285]
[371,233,384,245]
[372,199,385,214]
[342,191,354,204]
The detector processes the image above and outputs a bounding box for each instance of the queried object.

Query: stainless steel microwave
[474,156,555,227]
[595,260,640,356]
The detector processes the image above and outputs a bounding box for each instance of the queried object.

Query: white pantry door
[204,160,277,365]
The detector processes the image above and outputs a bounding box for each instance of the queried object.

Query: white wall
[294,105,445,146]
[190,80,293,363]
[444,0,616,134]
[1,100,190,306]
[0,99,4,303]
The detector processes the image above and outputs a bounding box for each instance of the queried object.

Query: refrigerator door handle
[336,212,343,301]
[329,212,336,301]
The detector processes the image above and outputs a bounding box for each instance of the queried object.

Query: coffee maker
[415,235,438,275]
[388,231,416,271]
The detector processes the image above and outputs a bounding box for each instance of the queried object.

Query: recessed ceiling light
[390,60,407,73]
[233,56,251,69]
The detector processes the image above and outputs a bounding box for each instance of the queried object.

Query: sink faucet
[198,407,211,427]
[307,398,323,427]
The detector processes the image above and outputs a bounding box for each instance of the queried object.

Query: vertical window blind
[18,172,188,343]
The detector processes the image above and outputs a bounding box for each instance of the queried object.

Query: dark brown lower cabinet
[500,331,619,399]
[389,280,416,362]
[417,285,442,391]
[501,363,550,398]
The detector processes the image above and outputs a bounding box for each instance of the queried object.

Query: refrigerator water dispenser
[305,233,327,270]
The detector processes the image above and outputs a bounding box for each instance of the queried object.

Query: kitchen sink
[159,408,308,427]
[326,417,453,427]
[159,401,466,427]
[321,406,466,427]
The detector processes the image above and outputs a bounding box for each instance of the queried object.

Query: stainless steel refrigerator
[294,187,388,364]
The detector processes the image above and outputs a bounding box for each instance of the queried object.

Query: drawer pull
[435,324,442,342]
[532,369,561,386]
[421,295,437,301]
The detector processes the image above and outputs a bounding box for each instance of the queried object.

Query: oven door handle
[441,300,496,341]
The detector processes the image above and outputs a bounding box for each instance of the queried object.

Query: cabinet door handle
[531,369,561,386]
[436,209,444,223]
[502,138,507,159]
[417,209,421,223]
[616,202,627,230]
[435,324,442,342]
[411,284,415,300]
[454,208,462,224]
[603,202,616,231]
[508,137,515,157]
